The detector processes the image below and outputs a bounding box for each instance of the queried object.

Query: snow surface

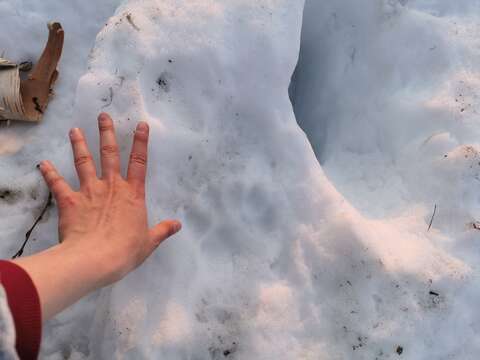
[1,0,480,359]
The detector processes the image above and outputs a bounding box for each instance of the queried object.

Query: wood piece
[0,22,63,122]
[0,60,25,121]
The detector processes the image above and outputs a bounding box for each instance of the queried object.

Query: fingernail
[137,121,149,132]
[98,112,109,122]
[69,127,81,138]
[173,221,182,233]
[38,160,48,170]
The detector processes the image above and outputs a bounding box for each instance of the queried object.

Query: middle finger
[98,112,120,179]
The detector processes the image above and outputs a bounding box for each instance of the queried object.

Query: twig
[12,192,52,259]
[126,13,140,31]
[427,204,437,232]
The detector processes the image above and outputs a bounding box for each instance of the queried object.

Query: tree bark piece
[0,22,63,122]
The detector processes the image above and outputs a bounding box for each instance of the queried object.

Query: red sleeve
[0,260,42,360]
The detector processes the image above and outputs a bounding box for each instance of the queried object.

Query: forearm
[12,242,109,320]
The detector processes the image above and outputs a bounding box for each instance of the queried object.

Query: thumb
[148,219,182,249]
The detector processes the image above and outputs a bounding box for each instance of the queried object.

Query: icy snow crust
[1,0,480,359]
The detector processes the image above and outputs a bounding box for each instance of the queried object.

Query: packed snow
[1,0,480,359]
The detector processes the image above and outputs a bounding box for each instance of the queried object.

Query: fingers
[127,122,149,185]
[39,160,74,203]
[148,220,182,250]
[98,113,120,179]
[69,127,97,185]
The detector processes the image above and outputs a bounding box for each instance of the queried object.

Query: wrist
[56,239,130,288]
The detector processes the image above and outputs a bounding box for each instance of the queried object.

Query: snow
[1,0,480,359]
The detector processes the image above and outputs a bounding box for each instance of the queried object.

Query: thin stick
[12,192,52,259]
[126,14,140,31]
[427,204,437,232]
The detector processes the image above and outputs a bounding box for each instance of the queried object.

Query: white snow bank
[0,0,479,359]
[291,0,480,357]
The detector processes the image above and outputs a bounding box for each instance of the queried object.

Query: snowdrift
[1,0,480,358]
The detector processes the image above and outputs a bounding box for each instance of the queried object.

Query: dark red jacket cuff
[0,260,42,360]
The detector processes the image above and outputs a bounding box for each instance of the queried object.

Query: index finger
[127,121,149,185]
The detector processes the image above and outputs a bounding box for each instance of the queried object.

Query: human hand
[39,113,181,285]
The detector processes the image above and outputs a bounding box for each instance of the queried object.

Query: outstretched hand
[13,113,181,319]
[40,113,181,282]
